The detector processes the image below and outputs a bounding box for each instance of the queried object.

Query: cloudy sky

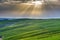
[0,1,60,19]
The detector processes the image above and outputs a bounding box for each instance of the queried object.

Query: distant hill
[0,18,8,20]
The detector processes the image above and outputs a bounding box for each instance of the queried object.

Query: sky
[0,0,60,19]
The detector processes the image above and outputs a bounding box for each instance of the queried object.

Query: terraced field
[0,19,60,40]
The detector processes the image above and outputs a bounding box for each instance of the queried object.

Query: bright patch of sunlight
[32,1,43,5]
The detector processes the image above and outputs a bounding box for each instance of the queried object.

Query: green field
[0,19,60,40]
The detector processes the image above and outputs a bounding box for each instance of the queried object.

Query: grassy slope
[0,19,60,40]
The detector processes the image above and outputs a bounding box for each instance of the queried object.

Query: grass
[0,19,60,40]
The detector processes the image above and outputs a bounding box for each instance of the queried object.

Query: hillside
[0,19,60,40]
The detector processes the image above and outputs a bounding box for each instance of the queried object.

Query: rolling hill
[0,19,60,40]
